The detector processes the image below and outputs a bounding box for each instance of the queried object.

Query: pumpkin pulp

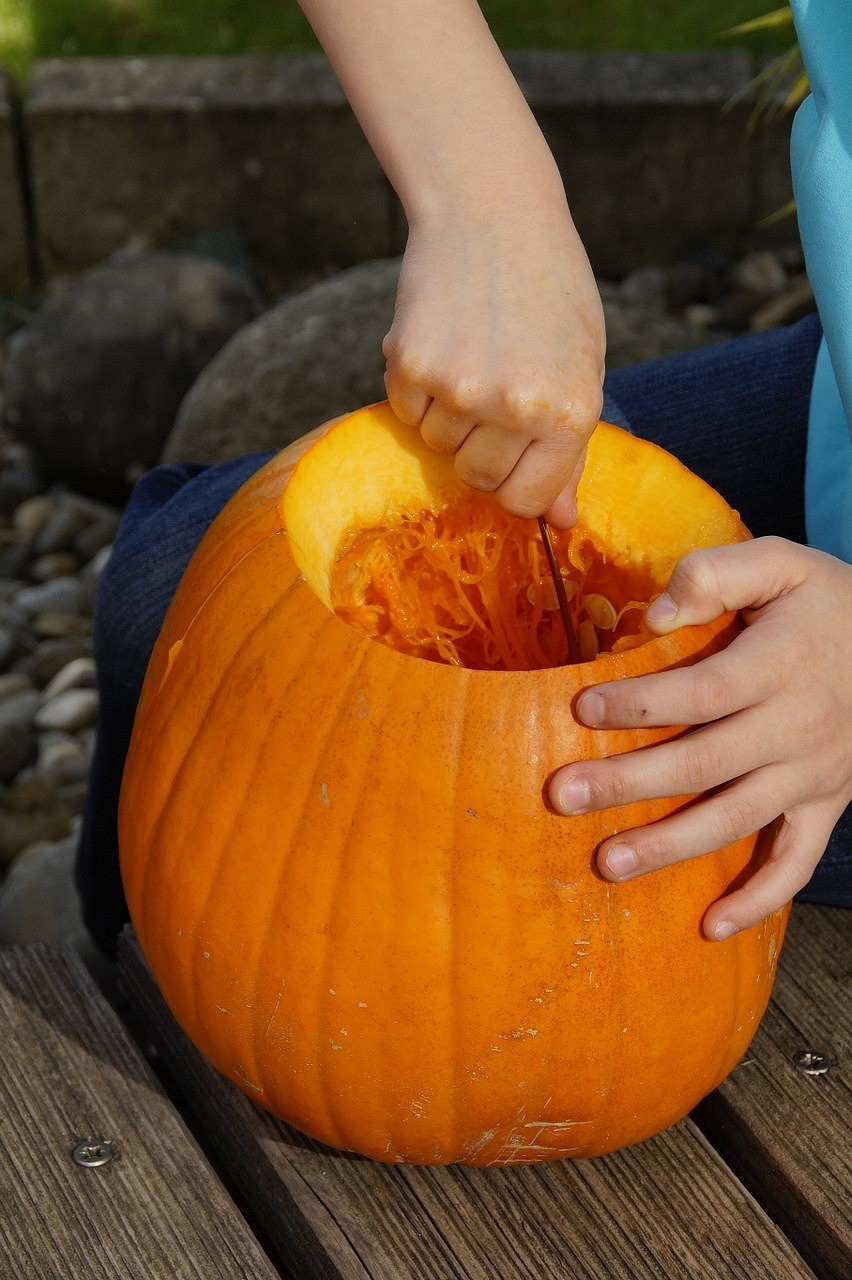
[330,498,656,669]
[284,403,749,668]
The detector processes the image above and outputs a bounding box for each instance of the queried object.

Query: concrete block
[0,68,30,295]
[24,53,795,293]
[509,52,794,275]
[26,57,397,294]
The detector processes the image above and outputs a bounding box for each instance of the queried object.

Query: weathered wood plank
[695,903,851,1280]
[0,943,280,1280]
[119,928,817,1280]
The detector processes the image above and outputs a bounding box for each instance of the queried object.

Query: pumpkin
[119,402,789,1166]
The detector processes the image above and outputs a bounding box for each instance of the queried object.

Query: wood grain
[0,943,280,1280]
[695,903,851,1280]
[119,928,818,1280]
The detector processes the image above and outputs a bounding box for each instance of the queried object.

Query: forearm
[298,0,567,224]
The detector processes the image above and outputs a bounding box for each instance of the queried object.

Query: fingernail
[555,777,590,814]
[646,592,678,624]
[713,920,738,941]
[578,691,606,726]
[605,844,637,878]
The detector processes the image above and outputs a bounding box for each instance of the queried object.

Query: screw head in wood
[72,1138,116,1167]
[791,1049,832,1076]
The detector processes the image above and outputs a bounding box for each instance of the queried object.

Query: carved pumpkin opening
[329,498,655,670]
[282,404,747,673]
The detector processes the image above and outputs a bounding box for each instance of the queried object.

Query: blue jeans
[77,314,850,954]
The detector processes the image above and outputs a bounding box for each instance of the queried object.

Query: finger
[551,709,778,816]
[645,537,808,634]
[703,803,839,939]
[419,399,476,455]
[576,623,779,729]
[383,348,431,426]
[543,449,587,529]
[453,425,527,494]
[494,436,586,521]
[594,764,809,882]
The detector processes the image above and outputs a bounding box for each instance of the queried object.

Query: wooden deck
[0,903,848,1279]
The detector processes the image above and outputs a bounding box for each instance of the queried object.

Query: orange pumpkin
[119,403,789,1166]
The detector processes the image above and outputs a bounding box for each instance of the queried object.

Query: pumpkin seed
[527,573,578,611]
[584,593,618,630]
[578,619,599,661]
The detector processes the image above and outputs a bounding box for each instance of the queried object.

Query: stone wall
[3,52,795,297]
[0,69,30,296]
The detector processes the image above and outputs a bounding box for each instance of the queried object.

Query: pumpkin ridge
[153,528,292,696]
[122,545,331,997]
[186,680,319,1086]
[195,613,385,1096]
[245,640,382,1135]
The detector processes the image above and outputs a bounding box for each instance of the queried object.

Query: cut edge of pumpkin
[282,403,749,615]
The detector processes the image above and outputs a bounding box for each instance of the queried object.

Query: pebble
[35,687,99,733]
[732,250,788,298]
[80,544,112,582]
[30,552,80,581]
[0,672,33,699]
[41,656,97,701]
[13,493,56,541]
[0,441,42,517]
[33,494,96,556]
[74,512,121,562]
[31,612,93,639]
[13,636,94,686]
[14,575,82,618]
[36,732,90,787]
[0,625,20,670]
[0,688,39,781]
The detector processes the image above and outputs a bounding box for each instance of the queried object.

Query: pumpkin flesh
[119,403,788,1165]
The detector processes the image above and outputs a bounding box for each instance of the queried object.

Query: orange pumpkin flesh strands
[329,492,656,671]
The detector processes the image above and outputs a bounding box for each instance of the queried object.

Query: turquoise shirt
[789,0,852,562]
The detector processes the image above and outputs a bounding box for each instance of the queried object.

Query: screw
[791,1049,832,1076]
[72,1138,116,1167]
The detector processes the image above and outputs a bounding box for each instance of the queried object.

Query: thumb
[644,537,806,634]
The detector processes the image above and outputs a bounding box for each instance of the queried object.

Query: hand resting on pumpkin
[550,537,852,938]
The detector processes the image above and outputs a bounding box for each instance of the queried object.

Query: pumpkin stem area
[329,493,657,671]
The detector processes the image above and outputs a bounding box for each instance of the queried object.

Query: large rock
[3,251,263,499]
[162,258,400,463]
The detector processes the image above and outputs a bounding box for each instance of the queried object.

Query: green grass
[0,1,791,85]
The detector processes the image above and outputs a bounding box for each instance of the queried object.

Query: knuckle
[635,828,677,870]
[499,490,546,520]
[557,386,603,430]
[672,548,720,601]
[596,768,633,810]
[456,457,501,492]
[688,665,732,721]
[498,383,540,427]
[440,375,487,416]
[716,794,761,845]
[674,737,724,794]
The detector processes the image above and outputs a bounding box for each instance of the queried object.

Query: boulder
[3,251,264,499]
[162,258,400,464]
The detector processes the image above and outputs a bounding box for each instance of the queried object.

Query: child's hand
[549,538,852,937]
[383,205,605,529]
